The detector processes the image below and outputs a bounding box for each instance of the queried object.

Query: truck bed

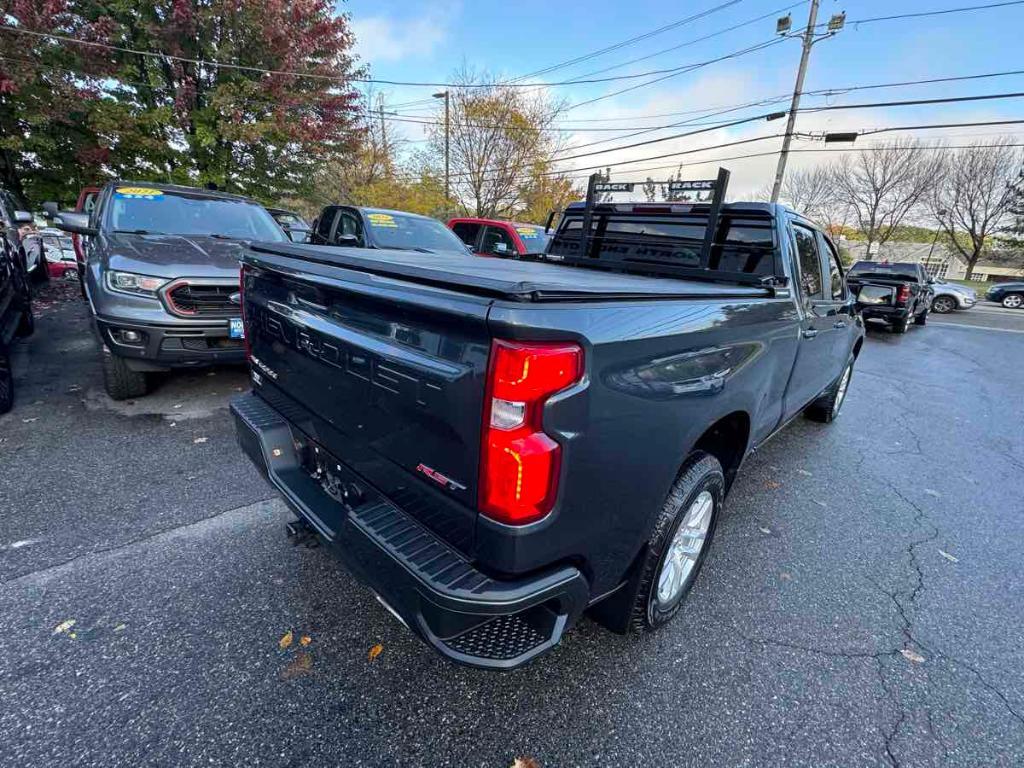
[248,242,772,302]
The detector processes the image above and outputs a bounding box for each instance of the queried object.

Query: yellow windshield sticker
[516,227,540,237]
[367,213,397,228]
[115,187,163,199]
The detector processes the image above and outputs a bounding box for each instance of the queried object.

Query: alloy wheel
[656,490,714,606]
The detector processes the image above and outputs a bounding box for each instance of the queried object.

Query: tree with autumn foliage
[0,0,364,205]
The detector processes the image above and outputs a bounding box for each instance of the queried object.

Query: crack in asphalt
[0,495,279,587]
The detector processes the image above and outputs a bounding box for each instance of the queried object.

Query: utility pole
[433,91,450,207]
[770,0,820,203]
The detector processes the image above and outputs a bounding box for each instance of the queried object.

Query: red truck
[447,217,551,258]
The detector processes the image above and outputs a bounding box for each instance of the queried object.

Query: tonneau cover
[248,241,771,302]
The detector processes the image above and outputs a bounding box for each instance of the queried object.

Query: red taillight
[896,284,911,305]
[239,263,251,360]
[479,340,583,525]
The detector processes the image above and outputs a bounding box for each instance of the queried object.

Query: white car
[930,280,977,313]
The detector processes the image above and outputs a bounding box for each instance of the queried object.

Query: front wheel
[101,349,149,400]
[931,296,956,314]
[1002,293,1023,309]
[629,452,724,632]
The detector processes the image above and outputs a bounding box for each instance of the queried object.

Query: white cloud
[352,11,449,64]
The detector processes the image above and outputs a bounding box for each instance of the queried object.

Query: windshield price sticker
[668,180,717,192]
[367,213,398,228]
[115,187,164,199]
[594,182,634,193]
[517,227,540,238]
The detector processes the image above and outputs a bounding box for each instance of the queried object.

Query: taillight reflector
[479,340,583,525]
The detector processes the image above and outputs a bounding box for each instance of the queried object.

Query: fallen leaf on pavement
[172,404,182,409]
[22,417,37,423]
[924,489,941,498]
[766,480,781,490]
[53,619,76,635]
[279,631,293,650]
[193,437,208,444]
[281,651,313,680]
[300,635,312,647]
[511,758,540,768]
[938,550,959,563]
[114,624,127,632]
[758,526,771,535]
[812,500,828,508]
[796,469,812,476]
[368,643,383,661]
[900,649,926,664]
[780,572,793,581]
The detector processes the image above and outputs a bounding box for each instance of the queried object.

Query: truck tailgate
[849,281,896,306]
[242,252,492,553]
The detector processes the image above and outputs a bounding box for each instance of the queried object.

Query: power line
[840,0,1024,27]
[508,0,746,82]
[561,1,805,82]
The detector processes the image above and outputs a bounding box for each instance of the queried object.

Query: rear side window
[792,224,824,299]
[451,222,481,248]
[315,207,339,242]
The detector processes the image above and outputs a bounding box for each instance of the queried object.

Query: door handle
[833,321,847,329]
[802,328,818,339]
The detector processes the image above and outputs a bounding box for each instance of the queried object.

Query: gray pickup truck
[230,171,865,669]
[54,182,287,399]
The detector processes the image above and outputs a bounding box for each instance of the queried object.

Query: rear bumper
[859,305,911,323]
[96,315,246,369]
[230,392,589,670]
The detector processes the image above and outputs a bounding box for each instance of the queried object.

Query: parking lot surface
[2,287,1022,767]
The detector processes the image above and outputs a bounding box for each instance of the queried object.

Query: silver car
[930,280,977,313]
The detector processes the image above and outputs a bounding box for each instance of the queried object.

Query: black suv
[53,182,287,399]
[0,210,34,414]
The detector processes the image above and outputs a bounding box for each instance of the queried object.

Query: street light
[433,91,450,207]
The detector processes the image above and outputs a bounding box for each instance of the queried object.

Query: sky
[341,0,1024,196]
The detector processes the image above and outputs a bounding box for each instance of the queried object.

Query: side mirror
[55,211,98,236]
[333,233,359,247]
[42,202,60,219]
[14,210,32,224]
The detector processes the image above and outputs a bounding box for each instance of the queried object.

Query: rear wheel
[892,319,909,334]
[1002,293,1023,309]
[629,452,723,632]
[805,359,854,423]
[0,344,12,414]
[931,295,956,314]
[101,349,149,400]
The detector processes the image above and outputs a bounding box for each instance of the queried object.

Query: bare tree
[931,139,1021,279]
[427,69,566,217]
[832,139,943,254]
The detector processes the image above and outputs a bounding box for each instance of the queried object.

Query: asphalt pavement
[1,284,1022,767]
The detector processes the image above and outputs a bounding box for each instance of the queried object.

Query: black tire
[892,319,909,334]
[914,308,928,326]
[1002,293,1024,310]
[0,344,13,415]
[101,348,149,400]
[629,452,724,633]
[931,296,957,314]
[15,299,34,338]
[805,358,854,424]
[32,256,50,284]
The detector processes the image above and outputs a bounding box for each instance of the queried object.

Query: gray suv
[53,182,286,399]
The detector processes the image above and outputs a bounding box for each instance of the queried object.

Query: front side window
[315,207,339,241]
[792,224,824,299]
[481,226,516,256]
[106,187,285,241]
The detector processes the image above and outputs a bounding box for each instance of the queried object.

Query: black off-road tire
[0,344,13,414]
[629,452,724,633]
[914,309,928,326]
[15,300,34,338]
[892,319,909,334]
[101,348,149,400]
[805,358,854,424]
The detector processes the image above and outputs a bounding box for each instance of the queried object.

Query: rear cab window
[791,223,824,300]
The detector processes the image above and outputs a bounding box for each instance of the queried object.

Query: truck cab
[447,217,551,258]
